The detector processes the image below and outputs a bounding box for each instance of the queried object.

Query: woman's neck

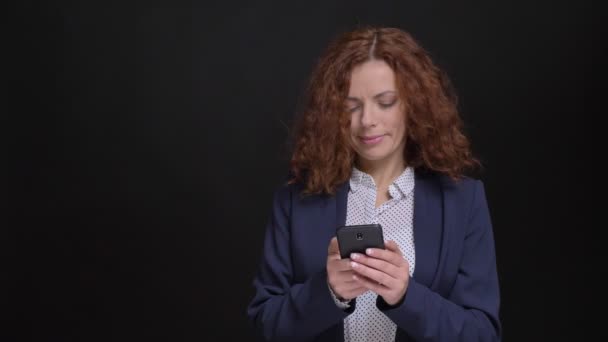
[356,156,406,190]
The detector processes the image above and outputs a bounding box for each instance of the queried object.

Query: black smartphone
[336,224,385,259]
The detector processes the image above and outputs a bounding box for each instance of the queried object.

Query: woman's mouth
[359,135,385,145]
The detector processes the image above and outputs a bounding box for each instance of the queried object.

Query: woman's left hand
[350,240,410,306]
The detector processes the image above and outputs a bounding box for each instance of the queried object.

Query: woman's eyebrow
[346,90,396,101]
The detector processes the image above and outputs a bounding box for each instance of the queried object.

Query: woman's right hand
[327,237,368,301]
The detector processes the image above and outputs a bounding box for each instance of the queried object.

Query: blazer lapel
[334,181,350,231]
[412,172,443,288]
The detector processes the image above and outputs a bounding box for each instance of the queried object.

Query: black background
[10,1,602,341]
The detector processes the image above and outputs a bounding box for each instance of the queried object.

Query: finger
[353,273,389,297]
[350,260,397,288]
[331,272,370,290]
[330,259,354,272]
[330,275,368,299]
[342,286,368,300]
[347,273,373,284]
[365,244,406,268]
[350,253,401,278]
[328,237,339,255]
[341,277,360,284]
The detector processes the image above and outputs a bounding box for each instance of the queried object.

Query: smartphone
[336,224,385,259]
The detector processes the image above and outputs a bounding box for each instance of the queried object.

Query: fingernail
[350,253,359,259]
[351,261,357,268]
[366,248,373,255]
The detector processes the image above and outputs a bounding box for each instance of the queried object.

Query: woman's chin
[356,152,390,163]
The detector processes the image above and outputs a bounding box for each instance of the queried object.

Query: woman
[246,27,501,342]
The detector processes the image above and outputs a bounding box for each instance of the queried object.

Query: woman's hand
[349,240,410,306]
[327,237,368,301]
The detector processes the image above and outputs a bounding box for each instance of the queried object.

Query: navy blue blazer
[247,171,501,341]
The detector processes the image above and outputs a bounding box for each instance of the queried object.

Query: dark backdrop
[10,1,602,341]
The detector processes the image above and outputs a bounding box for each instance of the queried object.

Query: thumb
[385,240,403,256]
[328,237,339,255]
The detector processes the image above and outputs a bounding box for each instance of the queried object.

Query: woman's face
[346,60,407,167]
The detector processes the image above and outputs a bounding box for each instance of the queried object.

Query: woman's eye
[347,105,360,113]
[379,101,396,109]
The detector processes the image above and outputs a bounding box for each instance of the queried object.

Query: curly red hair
[289,27,480,195]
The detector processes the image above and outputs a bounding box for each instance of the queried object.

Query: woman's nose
[360,104,377,127]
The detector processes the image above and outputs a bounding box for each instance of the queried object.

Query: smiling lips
[359,134,385,145]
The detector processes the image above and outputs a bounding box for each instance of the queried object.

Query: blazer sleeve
[378,179,502,341]
[246,185,352,342]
